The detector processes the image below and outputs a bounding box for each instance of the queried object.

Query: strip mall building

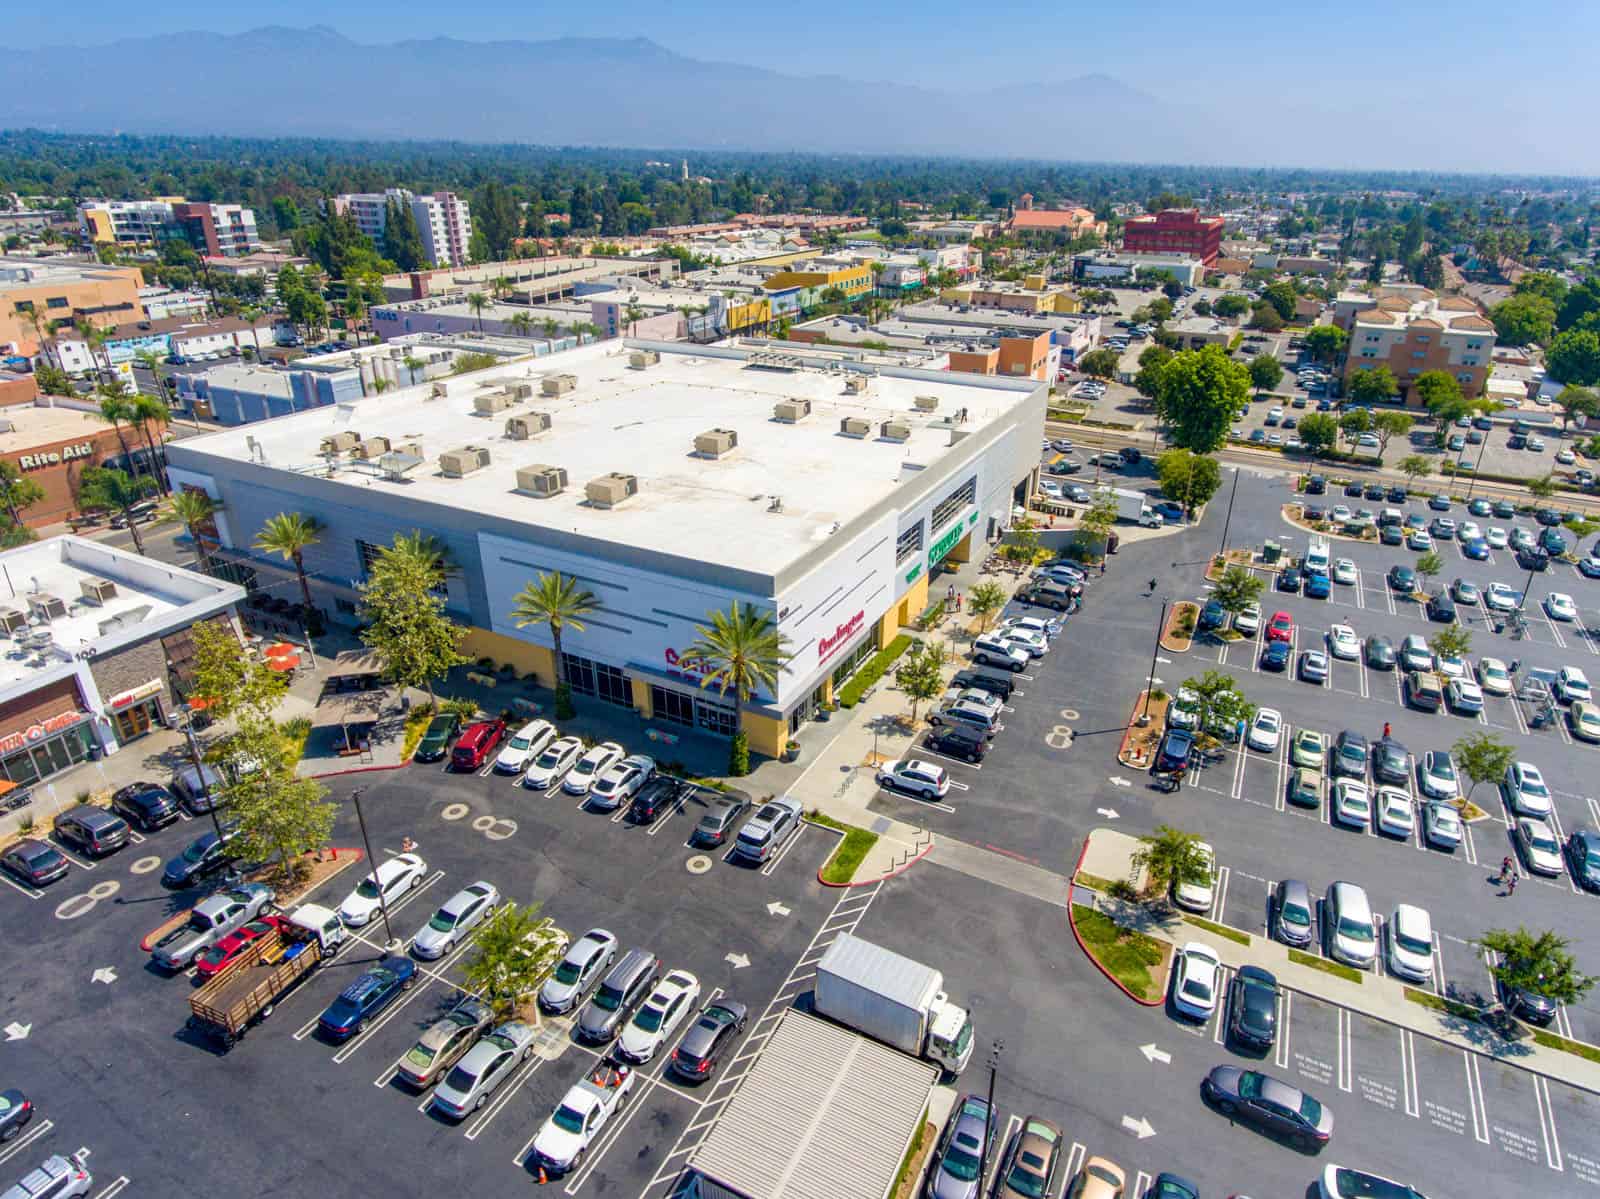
[164,341,1045,758]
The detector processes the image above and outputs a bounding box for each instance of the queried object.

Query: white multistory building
[331,189,474,268]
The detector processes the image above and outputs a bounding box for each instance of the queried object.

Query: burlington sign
[818,610,865,662]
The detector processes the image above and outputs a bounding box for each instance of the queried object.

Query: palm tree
[507,311,534,338]
[82,320,114,380]
[623,302,646,336]
[390,530,457,579]
[95,381,138,477]
[540,316,560,341]
[239,305,266,358]
[163,489,218,572]
[76,467,157,555]
[510,572,597,716]
[129,392,171,493]
[683,603,793,772]
[254,512,322,611]
[344,294,367,347]
[466,292,490,334]
[490,275,512,300]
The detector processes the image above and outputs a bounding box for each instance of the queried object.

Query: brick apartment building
[1342,294,1496,402]
[1121,209,1225,265]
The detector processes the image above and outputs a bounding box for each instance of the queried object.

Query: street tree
[1152,345,1251,453]
[1373,410,1414,456]
[188,619,287,724]
[1001,515,1042,571]
[1490,294,1557,346]
[1184,669,1255,742]
[894,642,945,723]
[1347,365,1399,406]
[1078,348,1121,379]
[1297,412,1339,455]
[1303,324,1348,364]
[1248,303,1285,332]
[1211,565,1264,620]
[511,571,597,719]
[0,459,45,531]
[1075,490,1119,560]
[1262,280,1298,321]
[1134,345,1173,400]
[1476,927,1597,1008]
[1130,824,1213,903]
[1338,407,1373,448]
[1414,550,1443,593]
[461,901,558,1018]
[1547,329,1600,387]
[162,489,218,573]
[360,534,468,709]
[1248,354,1284,396]
[1156,448,1222,515]
[1212,293,1250,319]
[1398,455,1432,488]
[1452,731,1513,807]
[222,718,337,882]
[966,581,1006,631]
[253,512,322,612]
[1430,624,1472,662]
[684,603,793,776]
[1527,473,1558,500]
[75,467,157,555]
[1554,386,1598,436]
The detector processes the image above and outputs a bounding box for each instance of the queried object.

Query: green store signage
[929,513,971,566]
[904,563,922,585]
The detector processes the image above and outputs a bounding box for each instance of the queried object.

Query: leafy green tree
[967,581,1006,631]
[1339,407,1373,447]
[1430,625,1472,664]
[1184,668,1254,742]
[894,642,945,723]
[1557,278,1600,332]
[1130,825,1212,903]
[1248,354,1283,396]
[0,459,44,530]
[1297,412,1338,455]
[1212,293,1250,319]
[1152,345,1250,453]
[1477,928,1597,1008]
[474,181,521,260]
[1527,473,1558,500]
[1554,386,1598,435]
[1212,565,1265,620]
[253,512,322,612]
[1075,490,1119,560]
[511,571,597,719]
[76,467,156,554]
[381,198,426,271]
[1001,515,1041,569]
[1303,324,1348,364]
[1373,410,1414,456]
[1156,448,1222,515]
[187,619,286,724]
[684,603,793,776]
[1262,280,1297,321]
[1414,550,1443,593]
[1490,294,1556,346]
[358,533,466,706]
[222,717,337,882]
[1399,455,1432,488]
[1248,303,1285,332]
[461,902,560,1018]
[1134,345,1173,399]
[1548,330,1600,387]
[1347,364,1398,405]
[1078,348,1121,379]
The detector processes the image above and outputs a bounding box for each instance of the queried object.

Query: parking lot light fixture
[174,703,227,844]
[979,1038,1004,1198]
[350,786,400,952]
[1140,600,1168,726]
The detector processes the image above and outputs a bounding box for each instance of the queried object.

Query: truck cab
[289,902,347,955]
[926,994,975,1074]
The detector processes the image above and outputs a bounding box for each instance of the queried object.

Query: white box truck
[813,933,974,1074]
[1100,486,1163,528]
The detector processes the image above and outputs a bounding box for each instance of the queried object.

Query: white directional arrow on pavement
[91,967,117,985]
[1121,1114,1157,1139]
[1139,1043,1171,1065]
[1096,807,1120,820]
[1148,677,1165,687]
[1156,656,1172,664]
[1107,777,1131,789]
[4,1022,30,1042]
[766,901,791,918]
[725,952,750,969]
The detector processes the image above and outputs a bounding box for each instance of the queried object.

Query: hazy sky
[10,1,1598,173]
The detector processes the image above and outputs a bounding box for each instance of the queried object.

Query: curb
[818,830,936,889]
[1114,691,1154,770]
[311,762,410,780]
[1065,834,1163,1007]
[1158,600,1197,654]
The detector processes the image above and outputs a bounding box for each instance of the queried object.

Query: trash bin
[1262,540,1282,564]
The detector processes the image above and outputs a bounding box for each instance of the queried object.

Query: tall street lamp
[172,702,226,844]
[349,786,399,951]
[1140,599,1169,726]
[978,1038,1005,1199]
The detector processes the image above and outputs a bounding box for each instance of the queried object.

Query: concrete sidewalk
[1075,826,1600,1095]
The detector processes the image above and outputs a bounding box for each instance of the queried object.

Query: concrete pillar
[630,676,653,720]
[740,709,788,759]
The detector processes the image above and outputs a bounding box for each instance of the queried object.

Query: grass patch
[1289,949,1363,984]
[809,811,880,884]
[400,705,436,761]
[888,1114,934,1199]
[1075,907,1166,1001]
[1533,1028,1600,1065]
[1183,915,1251,946]
[689,776,731,793]
[838,635,913,708]
[1403,986,1482,1022]
[280,715,312,763]
[1075,870,1121,893]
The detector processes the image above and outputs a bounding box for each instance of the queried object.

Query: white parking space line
[0,871,42,899]
[49,839,96,871]
[0,1119,53,1166]
[1274,990,1292,1069]
[1464,1051,1491,1143]
[1062,1141,1088,1185]
[1431,933,1448,997]
[1400,1029,1420,1118]
[760,825,809,875]
[1210,866,1231,924]
[1134,1171,1154,1199]
[1534,1073,1565,1171]
[1210,965,1232,1045]
[91,1179,130,1199]
[1336,1008,1353,1092]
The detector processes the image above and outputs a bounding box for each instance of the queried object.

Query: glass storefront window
[595,662,631,708]
[695,698,738,738]
[650,686,695,728]
[829,637,875,691]
[0,723,93,787]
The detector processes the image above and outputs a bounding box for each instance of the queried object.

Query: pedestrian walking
[954,593,962,612]
[1100,559,1106,575]
[1505,874,1519,896]
[947,584,956,604]
[1499,855,1514,883]
[1382,721,1392,740]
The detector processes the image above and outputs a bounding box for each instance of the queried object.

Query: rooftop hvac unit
[515,464,568,496]
[0,608,25,635]
[694,428,738,458]
[505,412,552,440]
[914,394,940,411]
[840,417,872,438]
[79,577,118,604]
[377,450,424,481]
[773,398,811,423]
[843,375,869,394]
[438,445,492,477]
[880,420,912,442]
[542,373,578,395]
[320,431,359,454]
[354,436,391,460]
[473,390,513,414]
[629,350,660,370]
[585,472,639,508]
[506,381,535,400]
[27,594,66,622]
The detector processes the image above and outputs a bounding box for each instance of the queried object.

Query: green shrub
[727,730,750,776]
[442,696,479,721]
[554,682,575,720]
[837,635,913,707]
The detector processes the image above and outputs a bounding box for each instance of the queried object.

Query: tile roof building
[1341,293,1497,402]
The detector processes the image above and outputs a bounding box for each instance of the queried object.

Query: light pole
[1217,466,1241,557]
[1140,600,1169,725]
[978,1038,1004,1199]
[349,786,400,952]
[1463,430,1491,500]
[174,703,226,844]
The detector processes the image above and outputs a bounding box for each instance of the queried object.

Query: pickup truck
[186,903,346,1048]
[150,882,275,971]
[530,1063,634,1178]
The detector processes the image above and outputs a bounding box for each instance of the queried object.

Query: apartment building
[331,189,474,268]
[77,200,179,248]
[0,259,145,359]
[170,202,261,258]
[947,278,1082,315]
[1122,209,1225,265]
[1342,294,1496,402]
[78,199,261,257]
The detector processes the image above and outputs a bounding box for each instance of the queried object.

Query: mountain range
[8,27,1216,163]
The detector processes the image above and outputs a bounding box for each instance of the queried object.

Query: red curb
[1114,691,1152,769]
[1066,834,1163,1007]
[817,828,935,888]
[310,762,409,780]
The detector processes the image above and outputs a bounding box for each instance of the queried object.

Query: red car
[1266,611,1294,643]
[194,914,288,981]
[451,719,508,770]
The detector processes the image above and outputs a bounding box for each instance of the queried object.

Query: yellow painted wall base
[458,627,557,688]
[630,677,653,719]
[895,571,931,627]
[742,709,788,758]
[943,531,973,565]
[875,611,897,650]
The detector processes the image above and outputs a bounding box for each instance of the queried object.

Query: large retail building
[164,341,1045,758]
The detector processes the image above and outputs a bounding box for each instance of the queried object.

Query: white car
[1505,761,1552,817]
[1447,677,1484,714]
[1422,801,1462,849]
[524,736,584,790]
[998,627,1048,658]
[1434,654,1466,681]
[563,741,627,797]
[1038,480,1064,500]
[339,852,427,927]
[1516,817,1564,876]
[876,758,950,799]
[1327,625,1359,660]
[1511,527,1536,552]
[1556,666,1593,704]
[1419,750,1458,800]
[1485,583,1520,612]
[1477,657,1512,696]
[1173,842,1217,913]
[616,969,701,1063]
[1247,709,1283,753]
[1386,904,1435,984]
[1558,448,1577,465]
[1375,788,1415,839]
[494,719,557,774]
[1331,504,1353,524]
[1408,530,1434,551]
[1167,687,1200,731]
[1332,779,1371,828]
[1172,942,1222,1020]
[1234,604,1262,635]
[412,880,499,959]
[587,753,655,809]
[1546,592,1578,622]
[1486,526,1509,550]
[1000,615,1062,641]
[1333,559,1358,585]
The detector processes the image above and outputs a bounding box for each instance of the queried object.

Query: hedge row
[837,634,914,708]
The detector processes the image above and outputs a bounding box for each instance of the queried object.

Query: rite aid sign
[17,442,94,471]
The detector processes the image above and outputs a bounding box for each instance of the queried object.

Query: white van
[1305,536,1330,575]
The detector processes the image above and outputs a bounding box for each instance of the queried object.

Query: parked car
[494,719,557,773]
[161,825,240,890]
[414,712,461,762]
[52,805,129,858]
[1226,966,1280,1050]
[0,839,70,888]
[1268,610,1296,640]
[877,758,952,799]
[577,949,662,1044]
[992,1117,1063,1199]
[1323,881,1376,969]
[1386,904,1434,984]
[1203,1067,1333,1149]
[689,794,748,847]
[192,915,289,982]
[1172,942,1222,1019]
[586,752,655,808]
[109,781,181,831]
[431,1020,540,1118]
[450,719,507,770]
[563,741,628,798]
[412,881,499,960]
[617,969,701,1063]
[670,1000,749,1083]
[1272,879,1315,948]
[150,882,276,971]
[396,998,494,1088]
[1422,800,1462,849]
[524,735,584,790]
[540,928,620,1014]
[317,955,418,1041]
[924,725,989,763]
[732,796,803,863]
[628,775,688,825]
[338,852,427,927]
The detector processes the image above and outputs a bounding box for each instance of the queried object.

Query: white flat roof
[171,340,1036,578]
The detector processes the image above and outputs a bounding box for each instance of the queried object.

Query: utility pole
[1217,466,1241,556]
[349,787,399,951]
[1141,600,1169,725]
[175,703,226,844]
[978,1039,1004,1199]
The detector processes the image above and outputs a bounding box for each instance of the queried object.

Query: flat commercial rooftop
[173,340,1036,577]
[0,403,118,453]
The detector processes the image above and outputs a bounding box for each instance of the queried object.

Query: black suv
[1516,547,1550,572]
[110,781,181,831]
[629,776,688,825]
[161,824,240,889]
[1304,475,1327,496]
[951,669,1013,702]
[1426,592,1457,622]
[925,725,988,764]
